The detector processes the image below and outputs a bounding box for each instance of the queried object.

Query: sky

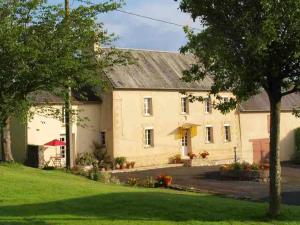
[50,0,203,52]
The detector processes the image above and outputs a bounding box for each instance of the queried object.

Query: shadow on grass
[0,191,300,224]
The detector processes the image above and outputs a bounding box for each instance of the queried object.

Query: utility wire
[78,0,202,31]
[115,9,202,31]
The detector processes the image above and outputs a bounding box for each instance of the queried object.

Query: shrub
[98,172,111,183]
[127,177,139,186]
[115,157,126,166]
[170,154,182,164]
[231,162,242,171]
[110,176,121,185]
[76,152,97,166]
[139,176,156,188]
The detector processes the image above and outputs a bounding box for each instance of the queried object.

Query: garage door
[251,138,270,164]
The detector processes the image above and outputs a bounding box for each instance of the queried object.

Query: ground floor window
[144,128,154,147]
[205,126,213,143]
[224,125,231,142]
[60,134,66,158]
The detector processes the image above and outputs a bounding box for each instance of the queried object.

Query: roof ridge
[104,47,181,54]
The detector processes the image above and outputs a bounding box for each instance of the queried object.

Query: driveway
[114,163,300,206]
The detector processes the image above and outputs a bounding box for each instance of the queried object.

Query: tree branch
[281,85,300,96]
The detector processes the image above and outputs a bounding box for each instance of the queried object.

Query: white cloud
[97,0,203,51]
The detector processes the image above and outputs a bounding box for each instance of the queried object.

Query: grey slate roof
[106,49,213,90]
[240,91,300,112]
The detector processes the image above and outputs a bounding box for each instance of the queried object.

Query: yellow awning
[175,123,200,139]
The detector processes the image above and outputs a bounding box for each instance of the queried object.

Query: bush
[115,157,126,166]
[169,154,182,164]
[127,177,139,186]
[76,152,97,166]
[139,176,156,188]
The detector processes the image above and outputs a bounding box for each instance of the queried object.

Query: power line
[78,0,202,31]
[115,9,202,31]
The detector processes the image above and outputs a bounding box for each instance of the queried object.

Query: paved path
[114,164,300,205]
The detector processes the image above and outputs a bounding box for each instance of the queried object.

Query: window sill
[144,145,154,149]
[205,142,214,144]
[144,114,153,117]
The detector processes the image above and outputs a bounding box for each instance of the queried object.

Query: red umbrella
[44,139,66,146]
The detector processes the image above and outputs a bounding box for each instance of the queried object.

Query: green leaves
[179,0,300,111]
[0,0,131,124]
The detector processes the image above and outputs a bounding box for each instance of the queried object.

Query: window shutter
[211,127,214,143]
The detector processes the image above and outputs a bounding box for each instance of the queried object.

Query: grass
[0,164,300,225]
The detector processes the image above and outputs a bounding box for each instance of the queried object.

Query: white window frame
[144,97,152,116]
[100,131,106,146]
[181,97,188,114]
[204,98,212,113]
[224,124,231,142]
[144,128,154,148]
[205,125,213,143]
[60,134,66,158]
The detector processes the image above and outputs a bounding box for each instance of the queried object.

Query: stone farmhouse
[2,49,300,167]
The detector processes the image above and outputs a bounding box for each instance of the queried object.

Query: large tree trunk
[1,117,14,162]
[268,95,281,218]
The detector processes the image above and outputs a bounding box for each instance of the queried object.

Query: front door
[181,129,189,156]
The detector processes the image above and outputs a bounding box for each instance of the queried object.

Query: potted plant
[130,161,135,168]
[115,157,126,169]
[188,152,197,160]
[200,151,209,159]
[126,162,131,169]
[163,175,172,187]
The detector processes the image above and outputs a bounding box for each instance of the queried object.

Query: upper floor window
[205,126,214,143]
[144,128,154,147]
[224,125,231,142]
[204,98,212,113]
[144,97,153,116]
[181,97,189,114]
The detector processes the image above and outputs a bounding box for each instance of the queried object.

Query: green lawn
[0,164,300,225]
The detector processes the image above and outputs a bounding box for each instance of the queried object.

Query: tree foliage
[0,0,131,160]
[178,0,300,218]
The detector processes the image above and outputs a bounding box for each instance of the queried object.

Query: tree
[177,0,300,218]
[0,0,131,161]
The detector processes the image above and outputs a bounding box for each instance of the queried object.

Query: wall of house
[99,91,114,159]
[240,111,300,162]
[112,90,241,167]
[27,103,101,165]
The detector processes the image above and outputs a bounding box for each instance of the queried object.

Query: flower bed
[219,162,269,182]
